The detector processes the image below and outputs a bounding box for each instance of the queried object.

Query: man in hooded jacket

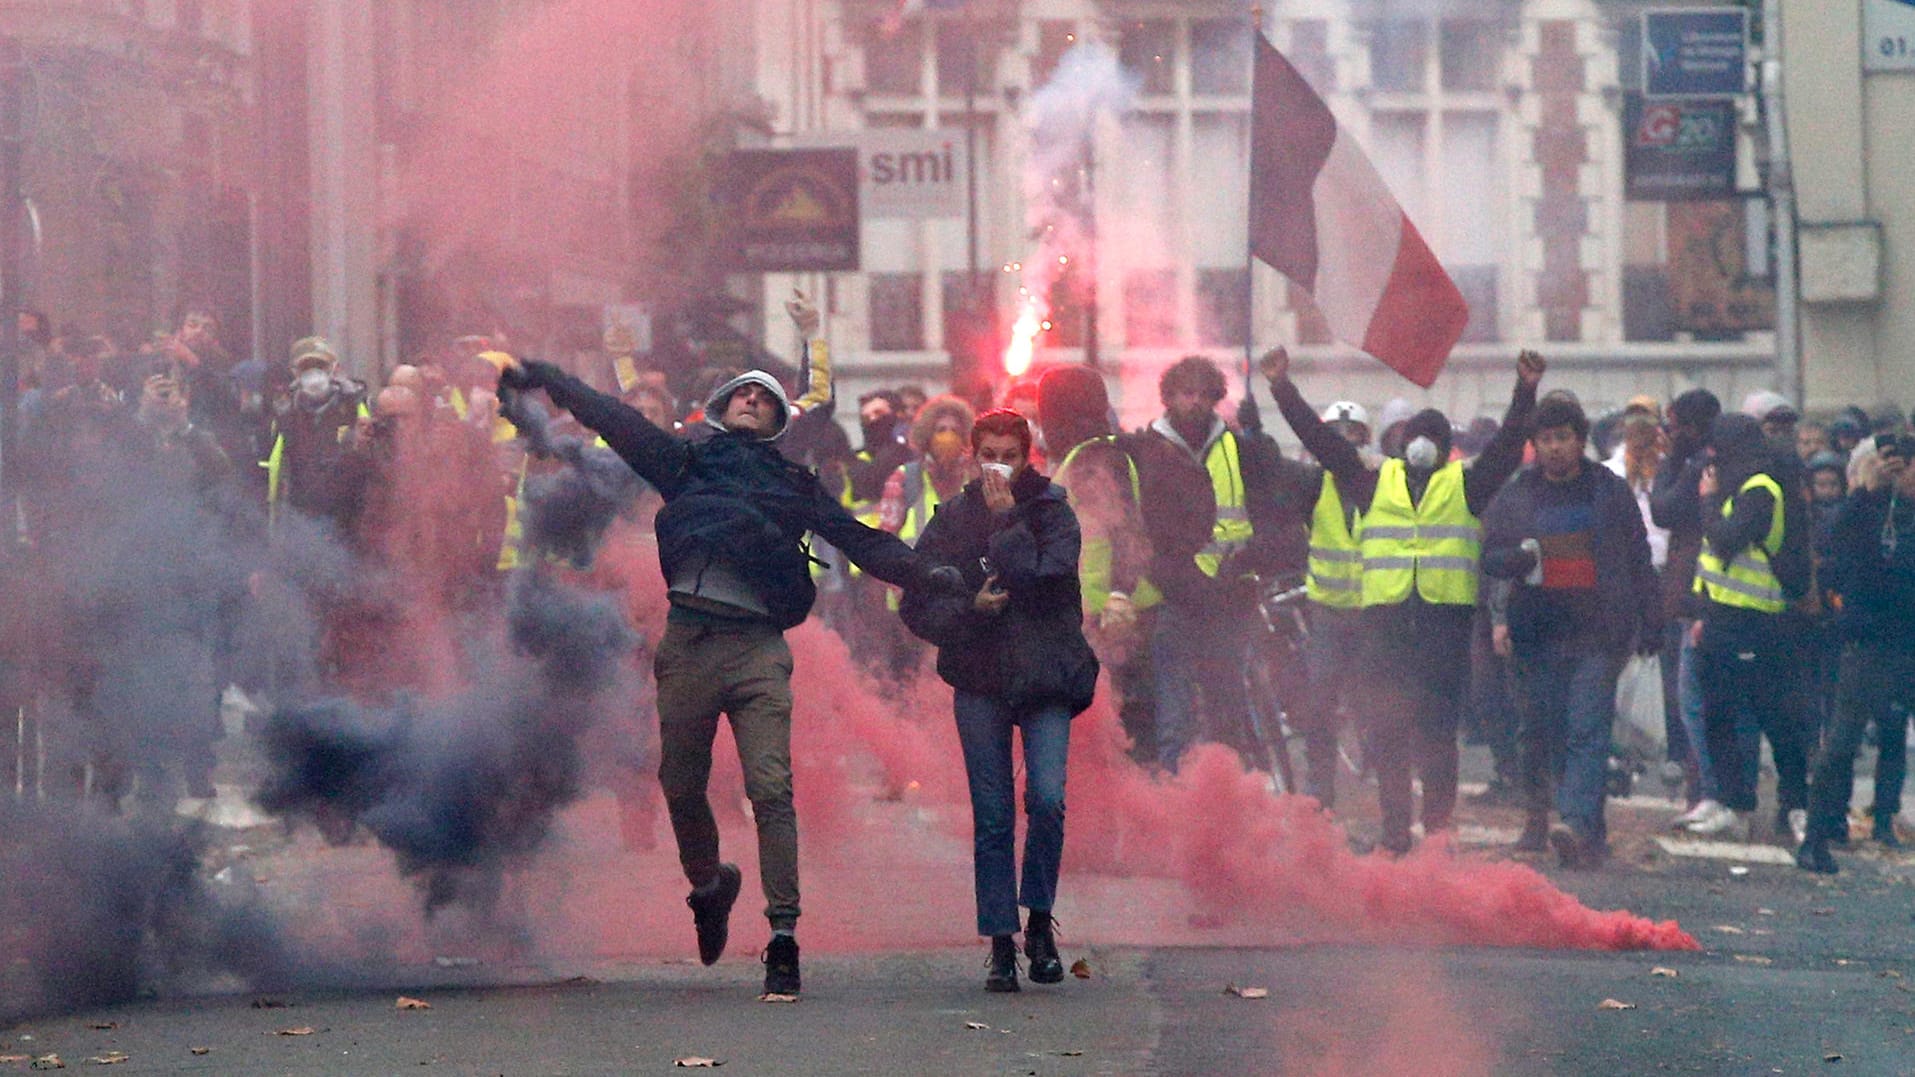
[1690,412,1812,842]
[1263,347,1542,854]
[498,358,959,1000]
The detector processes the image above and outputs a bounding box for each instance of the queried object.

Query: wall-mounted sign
[1865,0,1915,71]
[1624,94,1738,202]
[794,130,971,219]
[716,149,860,272]
[1643,9,1749,98]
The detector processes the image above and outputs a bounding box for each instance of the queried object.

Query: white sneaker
[1685,802,1742,837]
[1674,798,1721,829]
[1788,808,1808,845]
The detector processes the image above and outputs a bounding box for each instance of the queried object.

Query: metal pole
[1761,0,1800,404]
[1242,11,1263,408]
[0,36,24,536]
[964,9,981,332]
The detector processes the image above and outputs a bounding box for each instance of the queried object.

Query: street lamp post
[0,36,25,542]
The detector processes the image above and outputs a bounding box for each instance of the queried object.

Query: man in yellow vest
[1689,412,1812,842]
[1038,366,1164,761]
[1257,388,1377,810]
[1143,356,1309,773]
[1264,346,1543,855]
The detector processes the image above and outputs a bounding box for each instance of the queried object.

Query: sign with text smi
[1643,8,1749,98]
[794,129,971,219]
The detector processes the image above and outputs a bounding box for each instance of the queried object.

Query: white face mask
[297,369,330,398]
[1405,435,1441,470]
[980,462,1014,481]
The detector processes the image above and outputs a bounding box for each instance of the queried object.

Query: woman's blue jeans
[953,690,1072,937]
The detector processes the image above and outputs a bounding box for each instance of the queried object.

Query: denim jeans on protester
[952,690,1071,938]
[1513,640,1623,843]
[1659,619,1691,767]
[1676,620,1718,802]
[1151,604,1253,773]
[1808,645,1915,840]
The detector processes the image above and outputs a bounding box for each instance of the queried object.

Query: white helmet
[1320,401,1370,429]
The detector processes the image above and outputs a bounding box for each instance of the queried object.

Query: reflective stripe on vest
[1693,473,1787,613]
[1059,438,1162,614]
[1306,470,1363,609]
[885,462,943,611]
[1195,430,1254,577]
[1358,458,1481,607]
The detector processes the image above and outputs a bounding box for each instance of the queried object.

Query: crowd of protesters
[5,294,1913,996]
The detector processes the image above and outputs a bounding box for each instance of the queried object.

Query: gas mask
[927,429,965,464]
[296,369,331,400]
[1405,435,1441,470]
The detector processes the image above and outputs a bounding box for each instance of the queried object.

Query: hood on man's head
[1741,389,1797,424]
[703,370,791,440]
[1402,408,1453,461]
[1709,412,1770,473]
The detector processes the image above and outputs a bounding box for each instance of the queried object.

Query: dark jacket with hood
[899,468,1099,713]
[1696,412,1810,648]
[1481,460,1661,654]
[503,361,937,630]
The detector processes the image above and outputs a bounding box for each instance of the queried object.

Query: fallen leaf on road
[188,1048,210,1056]
[396,997,431,1010]
[275,1027,314,1036]
[250,998,288,1009]
[1825,1053,1844,1062]
[29,1056,63,1071]
[758,993,798,1004]
[1597,999,1636,1011]
[1070,959,1092,979]
[1714,925,1746,935]
[1056,1050,1084,1057]
[0,1056,29,1064]
[1224,985,1269,999]
[1651,967,1679,978]
[1734,955,1774,966]
[964,1022,990,1031]
[84,1023,116,1031]
[673,1058,723,1068]
[1881,971,1904,980]
[1729,866,1750,876]
[1812,907,1835,917]
[82,1053,127,1065]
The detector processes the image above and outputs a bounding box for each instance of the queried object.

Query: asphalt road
[7,845,1915,1077]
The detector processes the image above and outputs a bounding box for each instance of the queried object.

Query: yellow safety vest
[1359,458,1481,607]
[1693,473,1787,614]
[495,456,529,571]
[896,461,943,546]
[1306,471,1363,609]
[1194,430,1254,578]
[1058,438,1162,615]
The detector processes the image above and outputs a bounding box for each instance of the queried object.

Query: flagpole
[1241,7,1262,414]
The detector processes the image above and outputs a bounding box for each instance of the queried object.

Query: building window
[866,27,923,95]
[1362,17,1508,344]
[1124,269,1178,348]
[936,21,993,97]
[869,273,925,352]
[1119,19,1177,95]
[1034,20,1077,87]
[1197,268,1249,348]
[1190,18,1251,95]
[1369,20,1428,93]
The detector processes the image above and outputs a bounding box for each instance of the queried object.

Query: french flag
[1250,35,1469,389]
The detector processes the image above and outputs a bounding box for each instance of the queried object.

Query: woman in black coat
[899,408,1098,993]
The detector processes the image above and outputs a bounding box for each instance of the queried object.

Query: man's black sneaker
[1796,838,1839,875]
[1549,825,1601,870]
[985,935,1020,993]
[1024,915,1064,985]
[762,935,801,998]
[1514,813,1550,853]
[1875,817,1904,849]
[686,863,741,966]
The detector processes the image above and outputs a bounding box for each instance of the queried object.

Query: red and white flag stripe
[1249,35,1469,388]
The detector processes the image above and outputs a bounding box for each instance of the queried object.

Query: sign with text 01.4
[1866,0,1915,71]
[1624,94,1738,202]
[1643,9,1748,98]
[716,149,860,273]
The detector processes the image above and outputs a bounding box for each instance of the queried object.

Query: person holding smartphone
[899,409,1098,993]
